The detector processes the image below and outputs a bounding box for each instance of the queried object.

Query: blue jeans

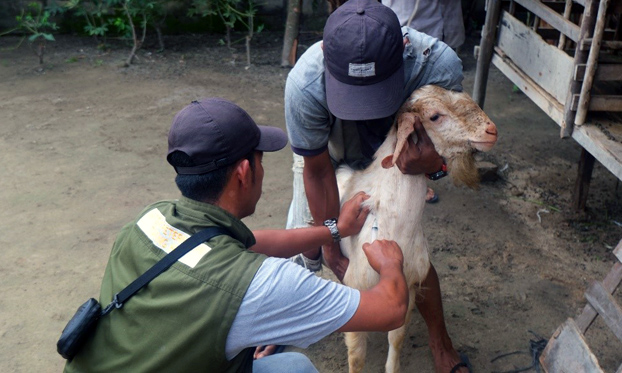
[252,352,318,373]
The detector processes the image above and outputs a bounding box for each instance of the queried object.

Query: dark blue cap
[323,0,404,120]
[167,98,288,175]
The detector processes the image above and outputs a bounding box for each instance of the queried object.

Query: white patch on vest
[137,208,211,268]
[348,62,376,78]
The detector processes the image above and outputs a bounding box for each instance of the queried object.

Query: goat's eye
[430,114,440,122]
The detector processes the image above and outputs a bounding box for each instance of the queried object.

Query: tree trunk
[155,25,164,51]
[281,0,302,67]
[37,42,44,65]
[124,2,138,66]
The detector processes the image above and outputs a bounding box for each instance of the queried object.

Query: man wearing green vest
[64,97,409,372]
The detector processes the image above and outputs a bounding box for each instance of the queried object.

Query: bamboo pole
[575,0,611,126]
[560,0,599,138]
[558,0,573,50]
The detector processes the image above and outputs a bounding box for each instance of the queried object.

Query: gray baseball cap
[167,98,288,175]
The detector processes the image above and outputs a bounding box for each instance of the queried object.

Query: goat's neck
[356,157,428,240]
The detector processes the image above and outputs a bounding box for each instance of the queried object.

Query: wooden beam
[575,64,622,81]
[571,94,622,111]
[512,0,581,41]
[585,281,622,343]
[615,239,622,264]
[573,148,595,211]
[571,118,622,181]
[580,38,622,51]
[575,261,622,333]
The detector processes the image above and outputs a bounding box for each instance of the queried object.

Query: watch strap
[426,163,448,181]
[323,218,341,243]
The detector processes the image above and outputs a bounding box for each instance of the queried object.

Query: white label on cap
[348,62,376,78]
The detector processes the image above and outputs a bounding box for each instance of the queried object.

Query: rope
[490,330,548,373]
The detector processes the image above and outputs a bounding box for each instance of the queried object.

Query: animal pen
[471,0,622,370]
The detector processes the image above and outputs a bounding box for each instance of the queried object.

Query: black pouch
[57,298,102,360]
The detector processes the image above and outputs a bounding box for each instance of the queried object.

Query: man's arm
[302,149,349,281]
[338,240,409,332]
[252,192,370,258]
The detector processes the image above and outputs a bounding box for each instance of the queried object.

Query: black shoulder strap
[102,226,230,315]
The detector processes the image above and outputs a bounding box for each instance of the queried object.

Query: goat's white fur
[336,85,497,373]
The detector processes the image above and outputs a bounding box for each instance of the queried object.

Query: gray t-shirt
[285,26,464,169]
[225,257,360,359]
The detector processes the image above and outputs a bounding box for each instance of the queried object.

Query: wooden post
[574,0,611,126]
[561,0,599,138]
[473,0,503,108]
[572,148,596,211]
[557,0,573,50]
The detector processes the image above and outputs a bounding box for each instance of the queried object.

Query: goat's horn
[392,112,418,166]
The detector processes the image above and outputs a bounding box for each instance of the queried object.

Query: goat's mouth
[471,140,497,152]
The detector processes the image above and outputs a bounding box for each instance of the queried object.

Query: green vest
[65,197,266,373]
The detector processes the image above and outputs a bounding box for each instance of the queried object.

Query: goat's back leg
[345,331,368,373]
[385,285,417,373]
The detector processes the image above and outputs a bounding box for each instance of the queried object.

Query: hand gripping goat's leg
[345,331,368,373]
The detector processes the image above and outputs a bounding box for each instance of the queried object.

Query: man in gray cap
[64,98,410,373]
[285,0,470,371]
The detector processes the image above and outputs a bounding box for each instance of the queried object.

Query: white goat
[337,85,498,373]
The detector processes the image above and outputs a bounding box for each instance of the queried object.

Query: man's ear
[235,159,253,188]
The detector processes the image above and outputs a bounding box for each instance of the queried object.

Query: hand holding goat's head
[381,85,498,189]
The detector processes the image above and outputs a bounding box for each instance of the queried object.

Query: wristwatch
[426,163,448,181]
[323,218,341,243]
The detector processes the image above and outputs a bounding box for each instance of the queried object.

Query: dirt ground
[1,31,621,373]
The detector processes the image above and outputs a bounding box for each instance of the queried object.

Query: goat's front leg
[345,331,368,373]
[385,286,417,373]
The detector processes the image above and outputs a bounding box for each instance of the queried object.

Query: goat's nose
[485,123,497,136]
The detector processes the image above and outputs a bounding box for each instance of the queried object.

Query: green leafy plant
[64,0,114,47]
[6,2,59,65]
[189,0,264,66]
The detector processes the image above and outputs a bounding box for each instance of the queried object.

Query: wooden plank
[575,0,611,126]
[571,118,622,181]
[497,11,574,104]
[575,64,622,82]
[571,95,622,111]
[513,0,581,41]
[615,239,622,264]
[581,39,622,51]
[585,281,622,343]
[491,51,565,125]
[540,318,604,372]
[576,261,622,333]
[473,0,503,108]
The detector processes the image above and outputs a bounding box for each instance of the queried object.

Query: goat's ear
[391,112,419,166]
[381,155,394,169]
